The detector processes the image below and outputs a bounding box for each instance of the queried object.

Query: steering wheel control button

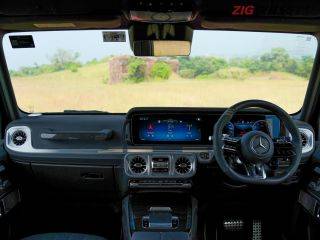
[171,216,179,229]
[142,216,150,228]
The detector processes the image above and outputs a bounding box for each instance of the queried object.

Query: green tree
[259,48,291,72]
[179,69,196,78]
[296,56,314,78]
[49,49,81,71]
[150,61,172,80]
[229,57,262,72]
[126,57,146,83]
[210,57,228,72]
[177,56,228,77]
[191,57,214,76]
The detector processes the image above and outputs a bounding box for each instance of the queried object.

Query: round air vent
[12,130,27,146]
[300,132,308,147]
[175,156,192,174]
[129,156,147,174]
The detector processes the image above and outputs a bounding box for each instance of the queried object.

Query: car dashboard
[3,108,316,193]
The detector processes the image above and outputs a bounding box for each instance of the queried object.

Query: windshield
[2,30,318,113]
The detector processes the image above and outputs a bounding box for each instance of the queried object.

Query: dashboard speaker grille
[175,156,192,174]
[12,130,27,146]
[129,156,147,174]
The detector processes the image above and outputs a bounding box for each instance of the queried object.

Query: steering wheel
[213,100,302,185]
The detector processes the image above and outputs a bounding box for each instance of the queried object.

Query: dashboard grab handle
[40,129,113,141]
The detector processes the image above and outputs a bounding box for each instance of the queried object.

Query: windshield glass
[2,30,317,113]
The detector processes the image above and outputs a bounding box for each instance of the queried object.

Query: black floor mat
[8,191,121,240]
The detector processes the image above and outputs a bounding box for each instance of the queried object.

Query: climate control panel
[124,153,196,178]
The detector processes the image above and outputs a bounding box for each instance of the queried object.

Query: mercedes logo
[250,136,270,155]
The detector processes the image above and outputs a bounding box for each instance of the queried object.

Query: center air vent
[12,130,27,146]
[129,156,147,174]
[175,156,192,174]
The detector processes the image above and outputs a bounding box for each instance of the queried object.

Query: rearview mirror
[133,40,191,56]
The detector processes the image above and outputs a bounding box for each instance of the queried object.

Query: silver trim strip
[6,126,314,157]
[5,126,212,155]
[5,126,124,155]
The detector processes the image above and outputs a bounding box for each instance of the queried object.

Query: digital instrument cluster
[226,115,281,138]
[224,118,276,137]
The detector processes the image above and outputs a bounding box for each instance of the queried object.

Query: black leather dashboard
[5,114,126,165]
[4,109,316,164]
[3,108,316,195]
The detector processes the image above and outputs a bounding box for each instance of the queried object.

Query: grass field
[11,62,308,113]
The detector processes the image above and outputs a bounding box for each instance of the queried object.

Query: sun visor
[0,17,122,31]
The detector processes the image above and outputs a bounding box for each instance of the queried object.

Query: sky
[2,30,318,70]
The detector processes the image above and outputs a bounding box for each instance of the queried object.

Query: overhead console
[123,0,199,23]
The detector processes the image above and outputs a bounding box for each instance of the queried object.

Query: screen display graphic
[138,117,201,142]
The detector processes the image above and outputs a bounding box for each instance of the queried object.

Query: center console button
[172,216,179,228]
[142,216,150,228]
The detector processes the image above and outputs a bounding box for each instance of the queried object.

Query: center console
[122,109,201,240]
[122,193,198,240]
[122,153,198,239]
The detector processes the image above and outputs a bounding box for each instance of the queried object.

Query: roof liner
[0,0,121,16]
[0,16,122,31]
[201,18,320,33]
[1,0,320,33]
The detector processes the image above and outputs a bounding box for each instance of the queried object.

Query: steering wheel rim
[213,100,302,185]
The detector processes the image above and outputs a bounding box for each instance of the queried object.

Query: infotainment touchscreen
[137,117,202,142]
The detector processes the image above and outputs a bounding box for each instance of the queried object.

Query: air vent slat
[12,130,27,146]
[129,156,147,174]
[175,156,191,174]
